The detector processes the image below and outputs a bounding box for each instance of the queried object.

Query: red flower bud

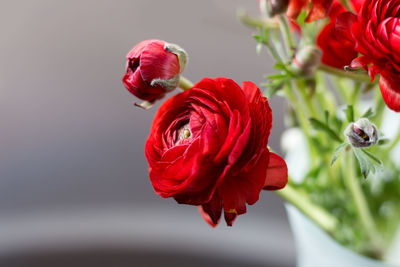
[122,40,187,106]
[145,77,288,227]
[345,118,379,148]
[291,45,322,77]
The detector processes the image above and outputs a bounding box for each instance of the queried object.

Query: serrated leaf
[360,149,383,166]
[361,108,375,118]
[353,148,371,179]
[331,143,349,167]
[353,148,382,179]
[344,105,354,122]
[309,118,343,143]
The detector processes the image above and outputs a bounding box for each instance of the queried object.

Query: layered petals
[145,77,288,227]
[350,0,400,112]
[317,7,358,68]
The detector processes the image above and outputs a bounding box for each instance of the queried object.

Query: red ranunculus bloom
[145,77,288,227]
[122,39,187,105]
[350,0,400,112]
[287,0,334,22]
[317,1,358,68]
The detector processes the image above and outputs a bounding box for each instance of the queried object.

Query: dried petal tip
[291,45,322,78]
[344,118,379,148]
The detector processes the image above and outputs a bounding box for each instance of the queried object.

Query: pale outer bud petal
[344,118,379,148]
[291,45,322,77]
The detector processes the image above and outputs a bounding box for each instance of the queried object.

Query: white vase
[285,204,399,267]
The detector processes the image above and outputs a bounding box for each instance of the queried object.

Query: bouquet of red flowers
[122,0,400,264]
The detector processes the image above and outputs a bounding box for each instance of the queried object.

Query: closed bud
[122,39,188,106]
[344,118,379,148]
[291,45,322,78]
[259,0,289,17]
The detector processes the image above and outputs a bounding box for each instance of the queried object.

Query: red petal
[306,0,334,22]
[140,41,180,83]
[379,72,400,112]
[198,193,223,227]
[263,152,288,190]
[126,40,162,60]
[287,0,307,19]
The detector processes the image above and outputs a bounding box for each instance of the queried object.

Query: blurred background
[1,0,295,266]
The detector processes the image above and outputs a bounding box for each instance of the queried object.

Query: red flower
[317,2,358,68]
[122,39,187,105]
[287,0,334,22]
[350,0,400,112]
[145,77,288,227]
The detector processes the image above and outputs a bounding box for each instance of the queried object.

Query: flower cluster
[121,0,400,260]
[316,0,400,112]
[122,40,288,226]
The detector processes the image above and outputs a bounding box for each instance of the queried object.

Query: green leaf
[353,148,383,179]
[344,105,354,122]
[378,138,390,145]
[253,35,262,42]
[267,73,287,80]
[324,110,330,125]
[360,149,383,166]
[353,148,372,179]
[309,118,343,143]
[331,143,349,167]
[361,108,375,118]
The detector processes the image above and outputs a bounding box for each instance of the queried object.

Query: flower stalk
[342,151,383,258]
[178,76,194,91]
[277,183,338,234]
[318,64,372,82]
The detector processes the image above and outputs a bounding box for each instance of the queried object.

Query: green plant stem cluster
[244,12,400,260]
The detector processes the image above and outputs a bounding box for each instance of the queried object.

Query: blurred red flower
[317,1,358,68]
[145,77,288,227]
[351,0,400,111]
[287,0,334,22]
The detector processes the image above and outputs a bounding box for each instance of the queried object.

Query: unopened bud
[291,45,322,78]
[259,0,289,17]
[344,118,379,148]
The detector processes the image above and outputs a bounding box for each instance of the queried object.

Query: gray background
[1,0,294,266]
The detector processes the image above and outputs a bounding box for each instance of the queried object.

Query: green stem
[237,9,278,29]
[178,76,194,91]
[278,15,295,59]
[318,64,372,83]
[276,183,338,234]
[343,151,383,257]
[388,130,400,152]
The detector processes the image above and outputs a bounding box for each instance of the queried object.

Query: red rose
[317,2,358,68]
[122,39,187,105]
[350,0,400,112]
[145,77,288,227]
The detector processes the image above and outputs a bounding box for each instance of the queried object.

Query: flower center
[176,123,192,143]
